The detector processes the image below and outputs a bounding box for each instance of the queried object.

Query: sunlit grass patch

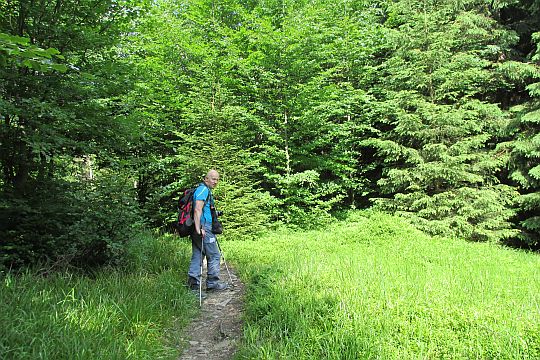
[0,233,197,360]
[228,211,540,359]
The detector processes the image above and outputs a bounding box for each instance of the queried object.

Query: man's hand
[192,229,204,250]
[193,225,205,242]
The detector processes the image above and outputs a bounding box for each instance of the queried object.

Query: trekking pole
[215,237,233,285]
[199,231,204,307]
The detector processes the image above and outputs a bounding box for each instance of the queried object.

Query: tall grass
[3,212,540,359]
[228,211,540,359]
[0,233,197,360]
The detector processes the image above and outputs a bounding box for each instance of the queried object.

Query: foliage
[0,32,66,72]
[0,173,143,271]
[234,0,384,222]
[121,0,276,236]
[496,0,540,247]
[4,0,540,271]
[0,0,144,268]
[124,0,539,244]
[505,67,540,246]
[366,0,521,242]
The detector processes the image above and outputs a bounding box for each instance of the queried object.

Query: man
[187,169,228,293]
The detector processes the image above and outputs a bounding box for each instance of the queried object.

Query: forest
[1,0,540,270]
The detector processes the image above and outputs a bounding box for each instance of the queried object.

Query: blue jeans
[188,222,221,288]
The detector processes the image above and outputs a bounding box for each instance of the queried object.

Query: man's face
[206,173,220,189]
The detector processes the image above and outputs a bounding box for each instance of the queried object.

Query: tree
[223,0,385,225]
[123,0,274,236]
[487,0,540,247]
[0,0,143,269]
[365,0,520,242]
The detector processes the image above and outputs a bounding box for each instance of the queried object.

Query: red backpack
[176,185,210,237]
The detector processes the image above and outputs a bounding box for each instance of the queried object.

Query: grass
[227,211,540,359]
[2,211,540,359]
[0,232,198,360]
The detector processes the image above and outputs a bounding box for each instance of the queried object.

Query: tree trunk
[284,110,291,177]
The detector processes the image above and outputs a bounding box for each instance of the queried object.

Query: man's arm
[193,200,205,237]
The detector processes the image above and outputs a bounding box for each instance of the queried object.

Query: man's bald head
[204,169,220,189]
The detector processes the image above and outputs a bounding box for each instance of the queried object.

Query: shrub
[0,174,143,271]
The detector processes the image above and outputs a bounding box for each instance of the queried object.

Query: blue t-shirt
[193,183,212,225]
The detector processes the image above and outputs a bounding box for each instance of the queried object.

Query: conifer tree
[366,0,520,241]
[505,35,540,246]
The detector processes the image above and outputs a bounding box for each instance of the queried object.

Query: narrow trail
[178,265,245,360]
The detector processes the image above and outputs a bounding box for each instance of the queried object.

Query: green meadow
[0,235,197,359]
[230,212,540,359]
[2,211,540,359]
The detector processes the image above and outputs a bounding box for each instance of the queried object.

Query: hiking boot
[206,282,229,291]
[189,283,199,291]
[186,276,199,288]
[189,284,207,299]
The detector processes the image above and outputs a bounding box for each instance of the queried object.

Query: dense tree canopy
[0,0,145,268]
[1,0,539,270]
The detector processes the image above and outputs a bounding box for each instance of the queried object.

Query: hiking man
[187,169,228,293]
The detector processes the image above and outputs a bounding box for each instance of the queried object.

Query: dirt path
[178,265,245,360]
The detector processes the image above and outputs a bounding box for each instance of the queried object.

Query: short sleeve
[194,186,209,202]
